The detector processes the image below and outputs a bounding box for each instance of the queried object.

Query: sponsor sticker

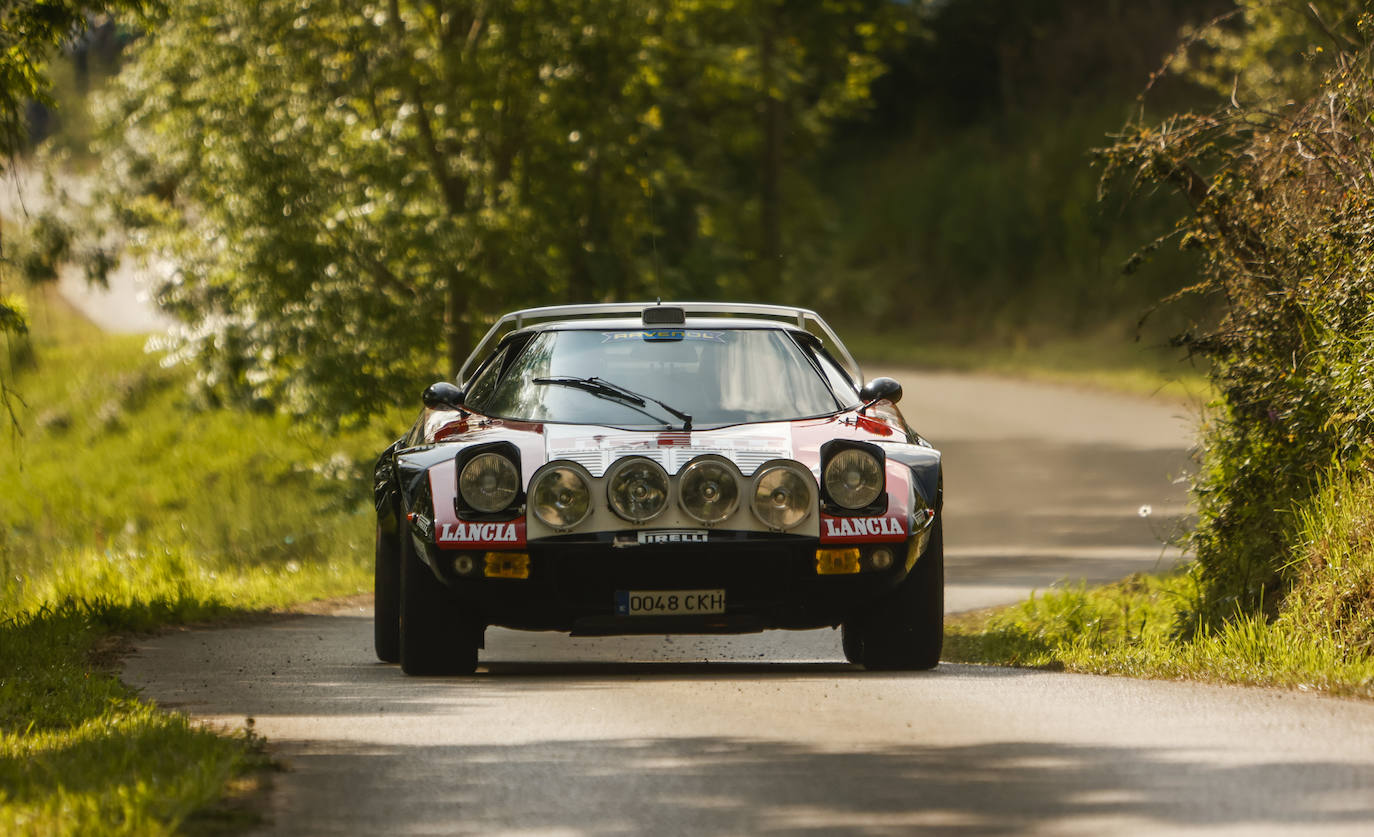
[821,516,906,540]
[637,530,710,545]
[601,330,728,343]
[437,522,520,544]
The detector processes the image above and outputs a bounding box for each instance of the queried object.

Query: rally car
[372,302,943,674]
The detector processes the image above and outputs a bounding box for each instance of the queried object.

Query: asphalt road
[0,166,176,334]
[121,372,1374,834]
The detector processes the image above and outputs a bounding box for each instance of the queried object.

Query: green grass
[0,290,403,834]
[946,472,1374,700]
[1,600,266,836]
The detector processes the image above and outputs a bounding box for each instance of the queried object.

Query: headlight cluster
[752,465,813,530]
[821,444,886,511]
[679,458,740,524]
[529,465,592,529]
[528,456,815,531]
[458,452,521,513]
[607,458,670,523]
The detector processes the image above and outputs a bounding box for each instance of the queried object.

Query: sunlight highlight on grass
[0,291,386,834]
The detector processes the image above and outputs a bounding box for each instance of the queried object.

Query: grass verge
[1,290,397,834]
[946,470,1374,700]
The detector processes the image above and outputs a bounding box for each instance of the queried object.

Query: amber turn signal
[815,548,861,575]
[484,552,530,579]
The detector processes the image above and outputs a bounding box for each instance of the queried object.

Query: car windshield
[468,327,850,427]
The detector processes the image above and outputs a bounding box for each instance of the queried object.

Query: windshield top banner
[602,330,727,343]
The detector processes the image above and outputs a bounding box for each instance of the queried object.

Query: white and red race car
[373,302,943,674]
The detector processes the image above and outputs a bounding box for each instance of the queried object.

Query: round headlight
[823,448,884,509]
[606,457,670,523]
[459,452,520,513]
[678,457,740,524]
[530,465,591,530]
[751,464,813,530]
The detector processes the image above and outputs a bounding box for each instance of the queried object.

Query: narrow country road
[122,371,1374,834]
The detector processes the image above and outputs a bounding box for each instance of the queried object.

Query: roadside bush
[1101,14,1374,630]
[1283,472,1374,658]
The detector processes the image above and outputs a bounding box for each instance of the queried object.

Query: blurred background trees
[94,0,907,420]
[1,2,154,430]
[9,0,1374,645]
[6,0,1361,430]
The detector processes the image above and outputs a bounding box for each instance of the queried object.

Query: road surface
[122,372,1374,834]
[0,166,175,334]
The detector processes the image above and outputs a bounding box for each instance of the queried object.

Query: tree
[1172,0,1366,103]
[1,2,156,432]
[98,0,908,424]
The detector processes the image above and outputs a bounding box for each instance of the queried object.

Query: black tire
[857,518,944,671]
[399,532,480,675]
[374,518,401,663]
[840,621,864,664]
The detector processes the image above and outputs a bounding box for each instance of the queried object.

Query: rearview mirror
[859,377,902,405]
[422,381,465,410]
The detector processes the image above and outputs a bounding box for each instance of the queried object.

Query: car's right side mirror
[859,377,903,405]
[422,381,465,410]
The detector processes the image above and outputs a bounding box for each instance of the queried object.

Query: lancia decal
[438,522,519,544]
[822,516,905,538]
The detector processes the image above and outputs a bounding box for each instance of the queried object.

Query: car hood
[424,408,911,485]
[541,422,797,478]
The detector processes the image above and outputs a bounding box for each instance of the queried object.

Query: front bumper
[417,529,932,634]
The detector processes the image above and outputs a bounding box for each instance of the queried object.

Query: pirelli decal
[820,515,906,542]
[638,530,709,545]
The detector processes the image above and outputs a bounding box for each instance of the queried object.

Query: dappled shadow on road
[481,660,855,677]
[259,735,1374,835]
[128,616,1038,719]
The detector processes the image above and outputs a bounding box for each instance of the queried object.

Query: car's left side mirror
[422,381,465,410]
[859,377,903,405]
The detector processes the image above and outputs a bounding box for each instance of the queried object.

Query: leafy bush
[0,295,393,608]
[1100,13,1374,629]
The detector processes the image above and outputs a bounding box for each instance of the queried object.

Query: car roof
[457,301,862,385]
[507,316,806,335]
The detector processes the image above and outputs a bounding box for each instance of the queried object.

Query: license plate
[615,589,726,616]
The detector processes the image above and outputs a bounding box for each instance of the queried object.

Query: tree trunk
[759,12,783,296]
[445,264,470,381]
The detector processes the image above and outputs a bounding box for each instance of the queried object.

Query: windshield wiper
[533,376,693,431]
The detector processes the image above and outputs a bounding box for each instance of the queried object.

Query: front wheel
[840,622,864,664]
[374,518,401,664]
[853,518,944,671]
[399,533,480,675]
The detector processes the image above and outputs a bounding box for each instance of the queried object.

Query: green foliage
[0,602,270,836]
[1282,471,1374,658]
[97,0,909,424]
[811,0,1227,346]
[0,2,159,436]
[0,296,376,833]
[10,210,71,285]
[946,561,1374,699]
[0,314,394,590]
[1100,14,1374,629]
[1175,0,1365,102]
[945,572,1199,670]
